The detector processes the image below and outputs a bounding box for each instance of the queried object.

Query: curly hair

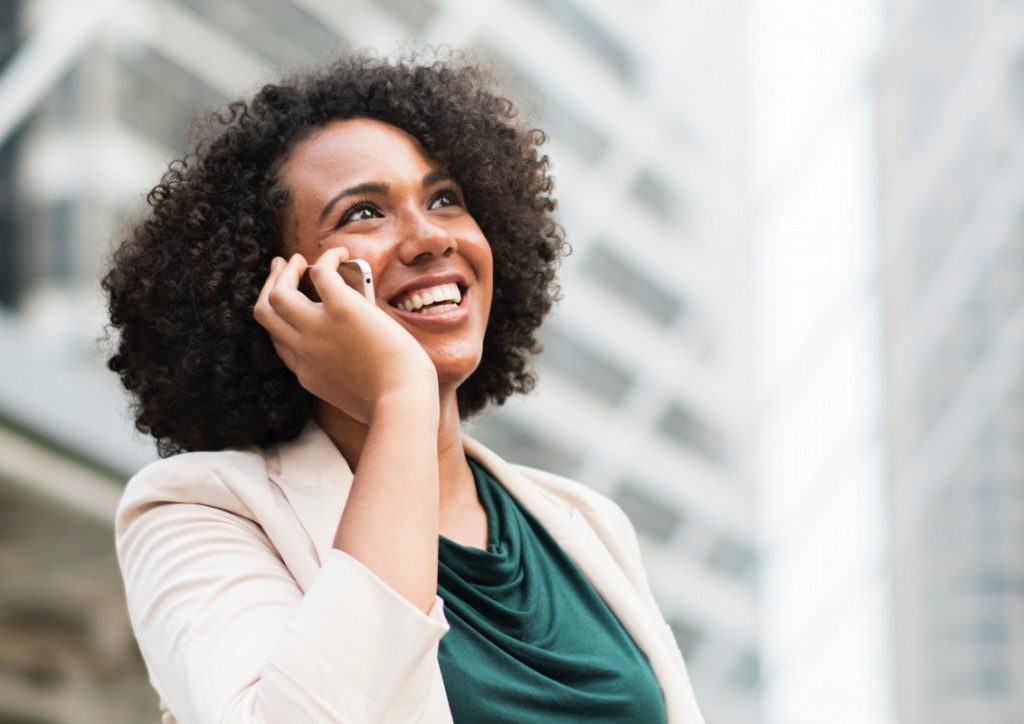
[103,52,565,457]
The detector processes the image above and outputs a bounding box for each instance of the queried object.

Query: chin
[430,351,483,390]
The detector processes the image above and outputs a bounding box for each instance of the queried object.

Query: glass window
[469,414,582,478]
[1010,53,1024,119]
[656,400,727,466]
[630,168,684,225]
[521,0,637,87]
[613,480,683,543]
[582,244,685,326]
[666,615,703,659]
[40,66,81,129]
[48,198,75,282]
[116,45,227,151]
[540,93,609,162]
[0,0,19,306]
[703,535,756,583]
[728,649,761,692]
[373,0,440,31]
[481,48,608,163]
[542,332,634,405]
[178,0,346,68]
[0,132,19,307]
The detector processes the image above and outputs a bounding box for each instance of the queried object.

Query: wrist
[370,375,440,426]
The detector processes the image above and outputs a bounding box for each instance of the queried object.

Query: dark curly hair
[103,52,565,457]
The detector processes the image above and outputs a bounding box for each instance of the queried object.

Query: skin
[253,118,493,613]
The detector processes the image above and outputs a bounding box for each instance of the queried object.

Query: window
[179,0,346,68]
[540,93,609,162]
[613,480,683,543]
[542,332,634,405]
[373,0,440,31]
[703,535,756,583]
[470,415,582,478]
[47,199,75,282]
[482,49,608,163]
[666,615,703,659]
[630,168,684,225]
[521,0,637,87]
[582,244,685,326]
[116,46,227,151]
[656,401,727,466]
[1011,53,1024,119]
[728,650,761,692]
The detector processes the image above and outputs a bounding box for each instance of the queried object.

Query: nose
[396,209,457,265]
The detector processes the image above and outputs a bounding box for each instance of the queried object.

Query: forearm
[117,494,449,724]
[333,385,441,613]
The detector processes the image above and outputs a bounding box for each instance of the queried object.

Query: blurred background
[0,0,1020,722]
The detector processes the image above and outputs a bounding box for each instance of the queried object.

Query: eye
[338,200,382,227]
[428,188,462,210]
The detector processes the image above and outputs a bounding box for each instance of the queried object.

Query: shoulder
[465,435,658,610]
[511,464,631,535]
[462,434,632,545]
[116,446,272,532]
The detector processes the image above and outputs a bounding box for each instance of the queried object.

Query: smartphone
[299,259,375,303]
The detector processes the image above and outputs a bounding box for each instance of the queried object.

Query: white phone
[337,258,375,303]
[300,258,375,303]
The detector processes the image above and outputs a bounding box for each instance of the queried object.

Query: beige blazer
[116,422,705,724]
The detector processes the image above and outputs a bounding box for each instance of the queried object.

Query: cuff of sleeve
[271,549,448,711]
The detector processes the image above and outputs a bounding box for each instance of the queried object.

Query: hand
[254,249,438,423]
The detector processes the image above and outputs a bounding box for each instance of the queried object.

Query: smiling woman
[103,52,704,724]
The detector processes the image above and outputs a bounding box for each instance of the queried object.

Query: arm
[334,386,441,613]
[117,471,449,724]
[255,250,441,613]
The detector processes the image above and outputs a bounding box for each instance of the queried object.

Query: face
[277,118,493,389]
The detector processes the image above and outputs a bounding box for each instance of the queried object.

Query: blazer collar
[264,421,584,565]
[265,421,353,570]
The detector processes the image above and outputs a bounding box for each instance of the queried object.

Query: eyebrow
[317,170,456,225]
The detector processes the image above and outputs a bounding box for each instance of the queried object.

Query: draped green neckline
[436,459,666,723]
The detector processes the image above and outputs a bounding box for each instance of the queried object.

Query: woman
[105,53,704,723]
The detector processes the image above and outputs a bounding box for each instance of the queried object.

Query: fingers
[312,245,350,270]
[273,253,310,302]
[254,255,306,342]
[309,247,361,309]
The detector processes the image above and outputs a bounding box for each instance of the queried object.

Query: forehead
[278,118,439,201]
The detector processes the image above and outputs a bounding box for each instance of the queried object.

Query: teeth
[420,303,459,315]
[395,283,463,312]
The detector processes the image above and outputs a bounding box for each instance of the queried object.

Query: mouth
[388,280,467,316]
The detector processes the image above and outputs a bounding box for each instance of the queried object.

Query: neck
[315,384,474,511]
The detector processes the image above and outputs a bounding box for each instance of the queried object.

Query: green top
[437,459,667,724]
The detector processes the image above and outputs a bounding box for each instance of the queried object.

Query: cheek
[319,239,387,272]
[479,247,494,305]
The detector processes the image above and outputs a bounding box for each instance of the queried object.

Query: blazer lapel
[265,422,353,589]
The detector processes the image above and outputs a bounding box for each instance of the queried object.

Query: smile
[390,282,464,314]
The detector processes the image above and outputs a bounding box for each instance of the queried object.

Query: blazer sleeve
[116,467,449,724]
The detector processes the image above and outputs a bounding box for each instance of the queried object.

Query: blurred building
[876,1,1024,723]
[747,2,894,723]
[0,0,759,722]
